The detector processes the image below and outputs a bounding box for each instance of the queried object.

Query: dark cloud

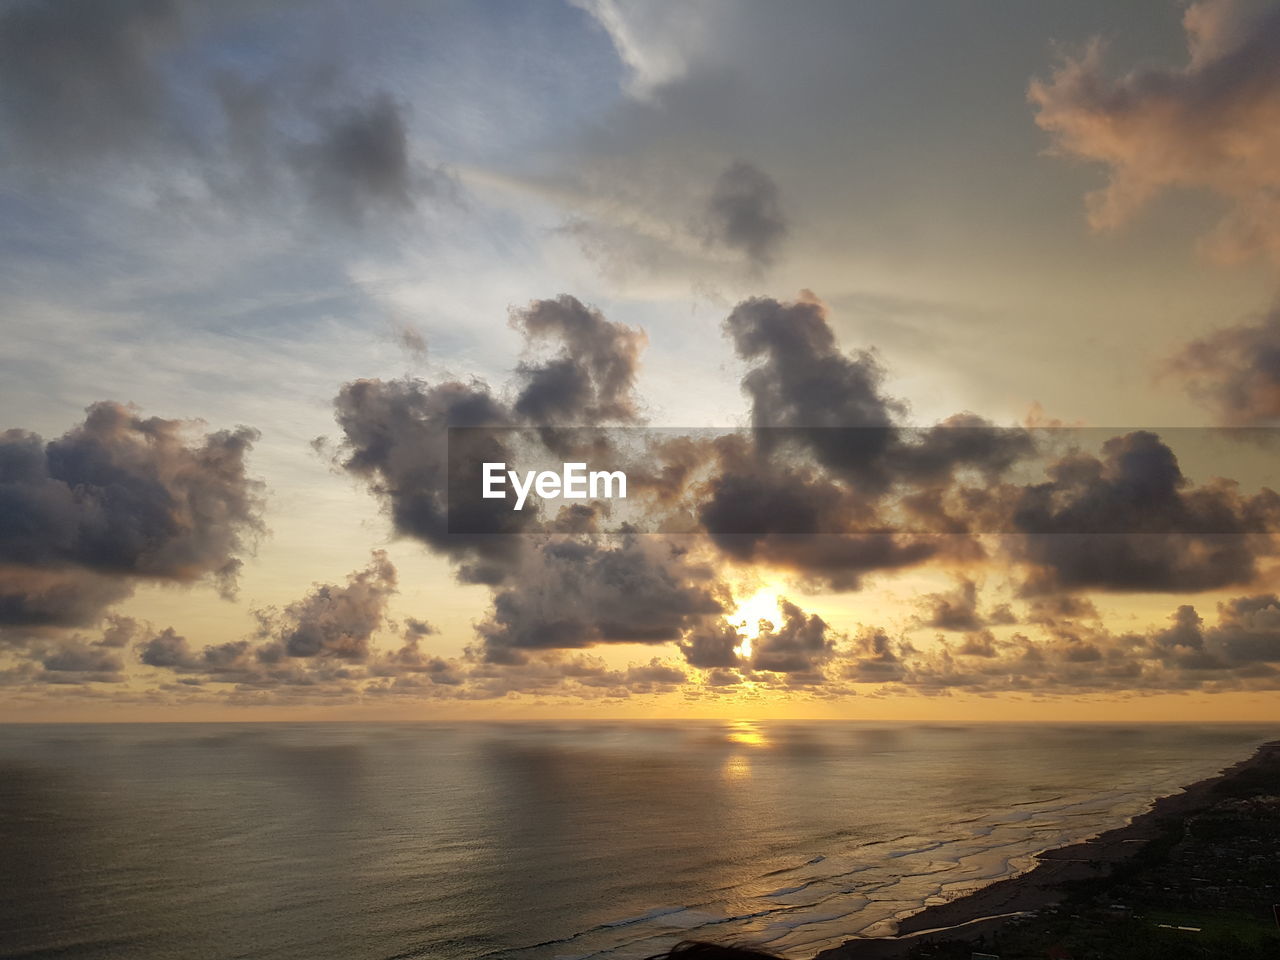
[837,589,1280,695]
[920,579,984,631]
[290,93,417,225]
[138,626,198,669]
[261,551,397,662]
[1029,0,1280,264]
[40,639,124,676]
[677,617,744,669]
[0,615,142,685]
[1200,594,1280,663]
[1166,310,1280,426]
[697,294,1036,587]
[0,0,182,161]
[0,1,435,227]
[333,376,526,585]
[703,160,787,269]
[137,554,401,691]
[719,292,1032,506]
[955,630,999,658]
[724,293,902,488]
[750,599,835,674]
[98,614,143,648]
[0,402,262,626]
[1012,430,1280,592]
[476,536,724,663]
[511,295,646,424]
[0,567,133,629]
[334,295,650,584]
[842,628,907,683]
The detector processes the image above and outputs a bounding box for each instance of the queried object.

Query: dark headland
[815,739,1280,960]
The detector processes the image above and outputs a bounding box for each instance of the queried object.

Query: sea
[0,721,1273,960]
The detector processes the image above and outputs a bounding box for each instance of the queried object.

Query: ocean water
[0,722,1273,960]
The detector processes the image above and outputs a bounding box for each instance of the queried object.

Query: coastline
[814,738,1280,960]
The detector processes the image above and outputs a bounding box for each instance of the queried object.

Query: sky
[4,0,1280,721]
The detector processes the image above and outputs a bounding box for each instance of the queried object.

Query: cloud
[476,536,725,663]
[842,628,907,683]
[259,550,397,662]
[677,616,744,668]
[702,160,787,269]
[325,290,1280,702]
[332,376,526,585]
[0,0,435,228]
[332,294,650,586]
[551,156,792,287]
[0,402,263,626]
[39,639,125,677]
[1011,430,1280,592]
[289,93,418,225]
[840,589,1280,695]
[1165,309,1280,425]
[919,579,985,631]
[1199,593,1280,663]
[702,293,1033,586]
[749,599,835,674]
[0,615,142,686]
[0,0,182,162]
[723,294,1031,490]
[0,567,134,630]
[725,293,901,453]
[138,626,200,669]
[136,553,399,690]
[511,294,647,424]
[571,0,715,99]
[1029,0,1280,264]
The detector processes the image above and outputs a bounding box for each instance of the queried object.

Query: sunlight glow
[730,588,783,660]
[726,719,767,747]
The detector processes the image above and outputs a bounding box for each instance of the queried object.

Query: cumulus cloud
[135,553,399,692]
[847,590,1280,695]
[477,536,724,663]
[319,291,1280,703]
[1011,430,1280,592]
[0,615,146,686]
[126,550,696,702]
[919,579,986,631]
[1166,309,1280,425]
[678,616,745,669]
[258,550,397,662]
[0,402,263,627]
[332,295,652,585]
[749,599,835,674]
[701,293,1034,586]
[723,294,1031,491]
[1029,0,1280,264]
[511,295,647,424]
[332,376,525,585]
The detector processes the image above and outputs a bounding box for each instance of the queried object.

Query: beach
[816,739,1280,959]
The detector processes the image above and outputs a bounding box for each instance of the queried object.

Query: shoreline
[814,738,1280,960]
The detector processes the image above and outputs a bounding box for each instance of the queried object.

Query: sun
[730,587,784,659]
